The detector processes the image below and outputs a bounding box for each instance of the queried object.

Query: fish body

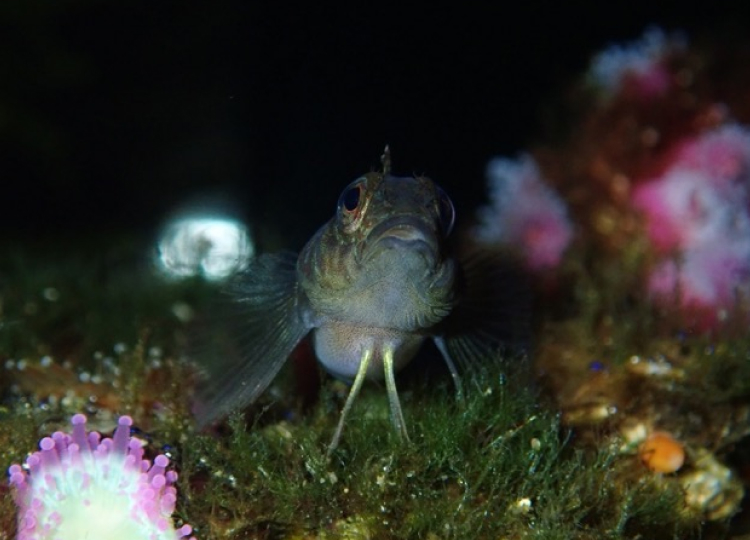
[298,172,456,382]
[196,150,527,449]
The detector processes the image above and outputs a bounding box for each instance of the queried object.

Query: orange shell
[638,431,685,473]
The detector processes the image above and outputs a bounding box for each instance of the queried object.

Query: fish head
[348,172,454,266]
[362,176,455,274]
[299,170,458,332]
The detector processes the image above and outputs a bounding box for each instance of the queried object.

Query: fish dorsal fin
[193,252,313,428]
[381,145,392,175]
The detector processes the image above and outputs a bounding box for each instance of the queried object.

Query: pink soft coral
[632,123,750,327]
[476,154,573,270]
[632,168,735,252]
[588,27,685,99]
[649,243,750,309]
[669,123,750,187]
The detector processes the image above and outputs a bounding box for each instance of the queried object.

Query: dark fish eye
[436,187,455,236]
[338,182,362,213]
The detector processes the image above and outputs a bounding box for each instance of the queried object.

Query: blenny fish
[195,149,527,450]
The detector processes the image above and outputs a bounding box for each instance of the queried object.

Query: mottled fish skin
[194,151,528,450]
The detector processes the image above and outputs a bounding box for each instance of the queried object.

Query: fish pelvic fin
[328,347,372,455]
[193,251,312,428]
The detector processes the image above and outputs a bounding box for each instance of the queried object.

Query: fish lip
[367,216,437,248]
[364,216,440,267]
[382,224,428,242]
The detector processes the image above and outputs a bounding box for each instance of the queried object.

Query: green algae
[174,371,701,539]
[0,237,745,539]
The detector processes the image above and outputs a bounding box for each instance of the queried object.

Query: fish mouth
[367,216,439,257]
[382,224,428,242]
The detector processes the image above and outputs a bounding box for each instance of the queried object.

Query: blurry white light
[157,215,254,280]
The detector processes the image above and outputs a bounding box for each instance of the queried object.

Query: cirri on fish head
[194,148,529,452]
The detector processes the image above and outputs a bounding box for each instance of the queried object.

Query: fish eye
[338,181,363,213]
[436,187,455,236]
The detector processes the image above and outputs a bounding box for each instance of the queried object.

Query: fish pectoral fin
[328,348,372,454]
[193,252,312,428]
[440,248,531,374]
